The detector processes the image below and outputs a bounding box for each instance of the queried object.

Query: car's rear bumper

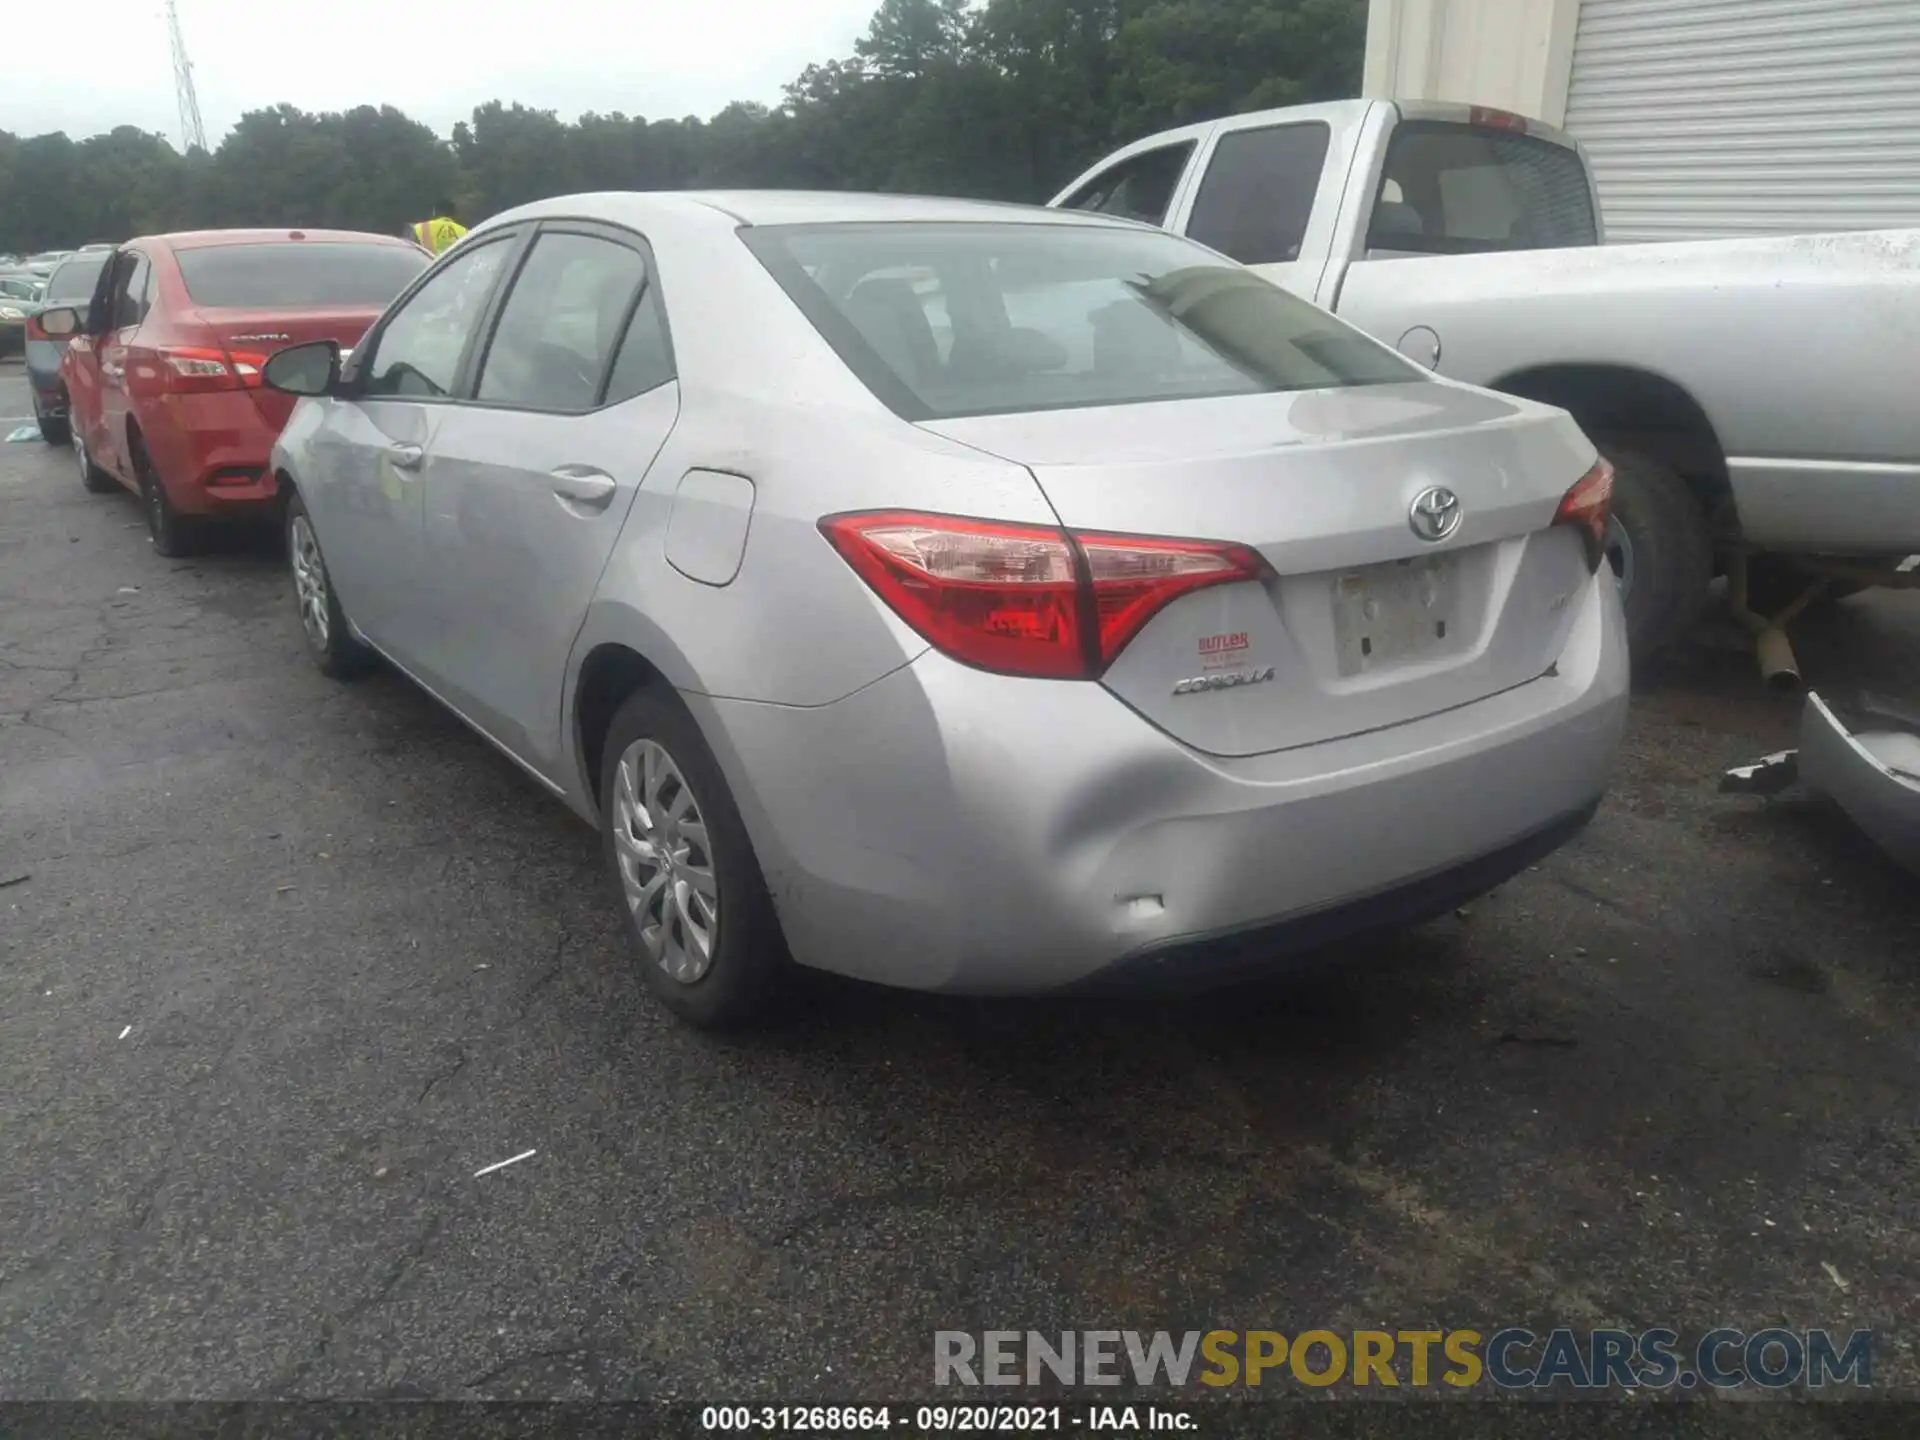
[25,340,67,405]
[1798,691,1920,876]
[143,393,281,515]
[690,571,1630,994]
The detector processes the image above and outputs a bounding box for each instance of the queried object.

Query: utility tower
[166,0,209,153]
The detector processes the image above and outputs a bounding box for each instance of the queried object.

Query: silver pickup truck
[1050,100,1920,664]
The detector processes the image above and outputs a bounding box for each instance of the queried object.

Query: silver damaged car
[263,192,1631,1027]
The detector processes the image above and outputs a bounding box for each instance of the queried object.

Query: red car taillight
[819,510,1271,680]
[24,313,48,342]
[158,346,270,394]
[1553,458,1614,571]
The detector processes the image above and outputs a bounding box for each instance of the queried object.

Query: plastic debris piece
[474,1149,537,1178]
[1822,1262,1850,1292]
[118,1025,132,1040]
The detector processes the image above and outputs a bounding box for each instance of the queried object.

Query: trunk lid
[921,380,1599,756]
[194,306,381,428]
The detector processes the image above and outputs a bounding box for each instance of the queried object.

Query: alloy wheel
[611,738,719,983]
[74,428,89,481]
[289,514,331,650]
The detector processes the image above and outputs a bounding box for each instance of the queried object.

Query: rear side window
[1186,123,1331,265]
[743,221,1419,422]
[1059,143,1195,228]
[45,255,109,302]
[1369,121,1596,254]
[175,242,430,308]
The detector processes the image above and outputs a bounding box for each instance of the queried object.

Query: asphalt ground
[2,362,1918,1426]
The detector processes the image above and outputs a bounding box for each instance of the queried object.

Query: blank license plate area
[1330,555,1458,675]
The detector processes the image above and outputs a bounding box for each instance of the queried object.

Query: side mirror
[35,306,81,338]
[262,339,341,398]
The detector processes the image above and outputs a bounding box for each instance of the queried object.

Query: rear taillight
[24,313,47,341]
[1553,458,1614,571]
[159,346,270,394]
[819,510,1271,680]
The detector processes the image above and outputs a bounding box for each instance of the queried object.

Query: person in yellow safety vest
[409,199,468,256]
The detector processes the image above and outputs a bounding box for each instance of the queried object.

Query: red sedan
[41,229,429,555]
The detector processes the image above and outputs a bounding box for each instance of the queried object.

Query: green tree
[0,0,1366,252]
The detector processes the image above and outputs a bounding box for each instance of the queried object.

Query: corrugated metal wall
[1564,0,1920,241]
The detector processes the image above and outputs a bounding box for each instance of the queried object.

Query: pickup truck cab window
[1186,123,1331,266]
[1059,142,1195,227]
[1370,121,1597,255]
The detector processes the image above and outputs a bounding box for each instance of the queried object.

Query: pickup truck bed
[1051,99,1920,661]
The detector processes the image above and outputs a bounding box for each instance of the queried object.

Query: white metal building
[1364,0,1920,240]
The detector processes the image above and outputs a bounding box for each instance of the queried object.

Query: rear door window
[1186,123,1331,265]
[175,242,430,308]
[1369,121,1596,254]
[111,252,152,329]
[475,232,649,412]
[1059,143,1196,228]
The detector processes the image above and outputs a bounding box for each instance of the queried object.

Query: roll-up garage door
[1564,0,1920,241]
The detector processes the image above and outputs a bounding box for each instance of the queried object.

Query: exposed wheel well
[576,643,671,814]
[1493,364,1734,540]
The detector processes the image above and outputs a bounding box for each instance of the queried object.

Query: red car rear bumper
[143,392,283,516]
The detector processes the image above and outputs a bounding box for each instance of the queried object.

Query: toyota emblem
[1408,485,1463,542]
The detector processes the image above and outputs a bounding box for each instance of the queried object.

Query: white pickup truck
[1050,100,1920,663]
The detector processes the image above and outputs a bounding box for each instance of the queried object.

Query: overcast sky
[1,0,881,144]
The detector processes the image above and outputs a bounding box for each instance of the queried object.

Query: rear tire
[37,405,71,447]
[285,489,373,679]
[132,434,203,558]
[599,686,786,1029]
[1600,448,1714,665]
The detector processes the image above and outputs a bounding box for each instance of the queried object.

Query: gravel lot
[3,362,1918,1417]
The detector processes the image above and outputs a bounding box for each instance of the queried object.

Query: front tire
[72,423,112,491]
[599,687,785,1029]
[285,490,373,679]
[1600,448,1714,665]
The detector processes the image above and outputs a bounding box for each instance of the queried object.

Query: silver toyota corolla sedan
[262,191,1630,1027]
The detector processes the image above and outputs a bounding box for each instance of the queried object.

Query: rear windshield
[1369,121,1597,255]
[45,255,109,301]
[175,242,429,308]
[742,221,1420,421]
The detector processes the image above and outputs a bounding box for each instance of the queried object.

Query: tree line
[0,0,1362,255]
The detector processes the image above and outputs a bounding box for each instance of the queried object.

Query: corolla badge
[1172,666,1276,696]
[1408,485,1463,542]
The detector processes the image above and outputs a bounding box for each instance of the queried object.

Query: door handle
[387,443,425,471]
[551,467,618,513]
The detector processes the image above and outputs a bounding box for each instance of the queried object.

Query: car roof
[484,189,1147,235]
[127,229,421,251]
